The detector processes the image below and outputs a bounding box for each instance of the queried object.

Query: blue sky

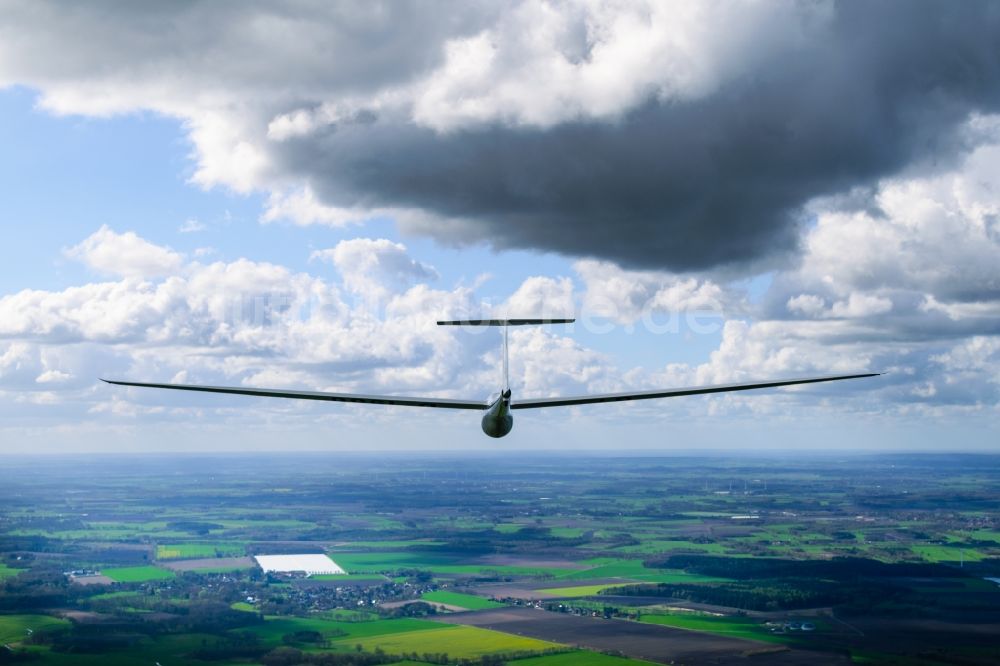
[0,86,723,371]
[1,2,998,452]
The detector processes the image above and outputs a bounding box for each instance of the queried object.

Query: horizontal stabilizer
[437,318,575,326]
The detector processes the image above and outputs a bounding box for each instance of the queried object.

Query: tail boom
[438,317,575,398]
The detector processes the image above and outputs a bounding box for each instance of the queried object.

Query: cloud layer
[1,2,998,448]
[0,210,997,448]
[4,1,1000,270]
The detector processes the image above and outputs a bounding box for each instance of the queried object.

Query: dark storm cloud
[3,1,999,273]
[0,1,496,100]
[275,1,1000,271]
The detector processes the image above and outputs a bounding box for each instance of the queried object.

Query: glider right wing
[510,373,880,410]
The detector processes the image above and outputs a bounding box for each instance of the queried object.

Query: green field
[327,551,456,571]
[538,584,628,596]
[89,590,142,601]
[330,551,570,577]
[155,542,245,559]
[212,518,316,530]
[967,530,1000,544]
[0,614,71,644]
[102,565,176,582]
[330,539,446,549]
[246,615,444,643]
[331,624,564,658]
[556,558,649,580]
[310,573,390,581]
[556,559,729,584]
[639,613,787,644]
[493,523,524,533]
[0,629,269,666]
[613,539,730,555]
[911,545,985,563]
[8,526,193,541]
[515,651,656,665]
[184,564,253,573]
[421,590,504,609]
[0,562,22,578]
[317,609,380,622]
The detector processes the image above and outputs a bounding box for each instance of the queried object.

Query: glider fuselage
[481,389,513,438]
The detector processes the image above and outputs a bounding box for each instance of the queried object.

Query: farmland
[156,542,245,559]
[162,556,255,572]
[331,624,563,658]
[514,652,653,666]
[102,565,176,582]
[244,615,445,643]
[537,584,624,597]
[1,453,999,664]
[639,612,788,643]
[0,614,70,644]
[421,590,505,609]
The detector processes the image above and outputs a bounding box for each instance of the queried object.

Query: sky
[0,0,998,453]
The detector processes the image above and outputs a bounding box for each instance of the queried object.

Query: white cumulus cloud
[65,225,183,279]
[312,238,439,305]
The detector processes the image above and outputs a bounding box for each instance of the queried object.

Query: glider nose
[481,412,513,438]
[481,391,513,438]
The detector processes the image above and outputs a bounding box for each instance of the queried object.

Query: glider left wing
[100,379,488,410]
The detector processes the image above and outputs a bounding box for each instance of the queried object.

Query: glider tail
[436,318,576,392]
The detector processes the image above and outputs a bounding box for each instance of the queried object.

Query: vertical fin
[502,323,510,391]
[435,318,575,394]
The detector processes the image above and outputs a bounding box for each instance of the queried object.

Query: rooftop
[254,554,345,575]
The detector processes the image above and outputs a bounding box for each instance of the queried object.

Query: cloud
[409,1,824,131]
[829,293,894,319]
[1,3,999,445]
[503,276,575,318]
[0,342,36,387]
[787,294,826,318]
[264,2,1000,271]
[513,124,1000,415]
[575,259,727,324]
[311,238,438,305]
[65,225,183,278]
[261,187,369,227]
[760,128,1000,341]
[934,336,1000,376]
[179,218,206,233]
[3,2,1000,271]
[0,221,996,446]
[35,369,72,384]
[508,326,614,397]
[1,229,503,409]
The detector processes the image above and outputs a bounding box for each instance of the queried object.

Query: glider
[104,319,879,438]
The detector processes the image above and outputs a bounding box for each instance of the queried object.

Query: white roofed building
[254,554,345,576]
